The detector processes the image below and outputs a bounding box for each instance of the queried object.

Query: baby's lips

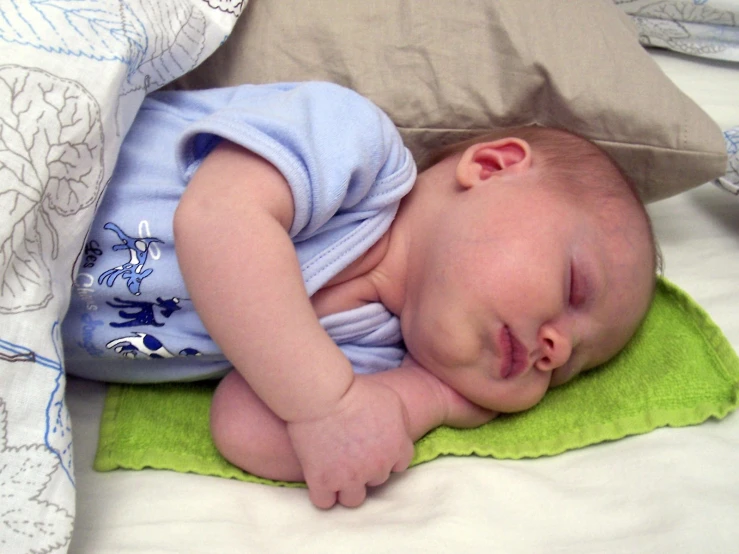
[499,325,529,379]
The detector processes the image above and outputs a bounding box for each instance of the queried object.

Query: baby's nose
[534,324,572,371]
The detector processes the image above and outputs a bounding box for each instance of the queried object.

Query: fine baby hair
[432,125,662,276]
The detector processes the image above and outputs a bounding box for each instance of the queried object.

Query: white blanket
[616,0,739,62]
[0,2,241,552]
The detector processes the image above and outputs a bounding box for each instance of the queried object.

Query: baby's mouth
[500,326,529,379]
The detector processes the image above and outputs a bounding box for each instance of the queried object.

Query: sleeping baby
[62,81,658,509]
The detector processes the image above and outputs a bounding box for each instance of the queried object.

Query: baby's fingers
[307,478,370,509]
[337,485,368,508]
[308,485,338,510]
[392,440,415,473]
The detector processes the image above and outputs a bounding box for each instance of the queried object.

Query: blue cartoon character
[106,333,201,359]
[107,296,182,328]
[98,222,162,295]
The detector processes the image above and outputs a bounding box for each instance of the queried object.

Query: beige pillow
[170,0,727,202]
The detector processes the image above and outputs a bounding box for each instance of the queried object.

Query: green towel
[94,278,739,487]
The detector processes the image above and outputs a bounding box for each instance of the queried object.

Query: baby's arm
[392,355,498,430]
[211,356,497,485]
[175,141,415,508]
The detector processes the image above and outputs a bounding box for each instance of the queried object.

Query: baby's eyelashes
[568,264,588,308]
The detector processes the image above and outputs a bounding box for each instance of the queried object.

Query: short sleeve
[176,82,415,239]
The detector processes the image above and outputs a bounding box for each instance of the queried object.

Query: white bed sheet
[66,50,739,554]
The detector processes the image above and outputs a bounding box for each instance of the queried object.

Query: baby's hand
[286,375,415,509]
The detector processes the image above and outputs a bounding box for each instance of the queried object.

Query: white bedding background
[0,2,242,553]
[65,51,739,554]
[616,0,739,62]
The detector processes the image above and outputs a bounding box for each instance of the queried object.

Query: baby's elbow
[173,190,196,239]
[173,187,212,253]
[210,371,304,483]
[172,198,186,245]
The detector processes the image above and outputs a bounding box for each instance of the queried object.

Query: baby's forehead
[598,201,656,328]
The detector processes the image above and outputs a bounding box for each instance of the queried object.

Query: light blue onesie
[62,82,416,383]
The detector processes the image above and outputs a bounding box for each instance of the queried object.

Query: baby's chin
[459,384,549,415]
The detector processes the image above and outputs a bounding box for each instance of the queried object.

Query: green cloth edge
[93,277,739,488]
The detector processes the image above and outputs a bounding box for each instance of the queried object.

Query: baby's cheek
[415,320,484,371]
[550,364,578,388]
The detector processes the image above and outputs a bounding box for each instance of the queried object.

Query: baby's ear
[455,138,532,188]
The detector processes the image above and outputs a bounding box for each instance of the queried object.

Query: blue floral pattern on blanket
[614,0,739,62]
[615,2,739,196]
[0,1,243,552]
[716,126,739,194]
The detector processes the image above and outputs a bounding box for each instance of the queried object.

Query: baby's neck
[310,232,399,318]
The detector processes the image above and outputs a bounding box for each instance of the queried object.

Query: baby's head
[399,126,659,413]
